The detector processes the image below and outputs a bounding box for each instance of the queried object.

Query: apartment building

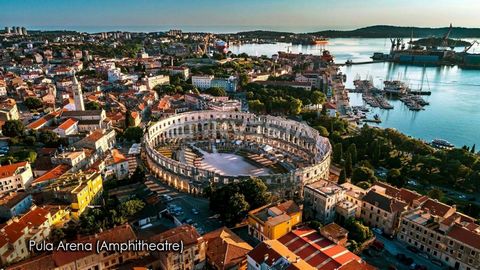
[0,162,34,195]
[149,224,206,270]
[247,200,302,241]
[42,172,103,219]
[143,74,170,90]
[303,180,346,224]
[7,224,141,270]
[192,75,214,89]
[360,187,409,235]
[0,206,52,266]
[0,191,32,219]
[398,209,480,270]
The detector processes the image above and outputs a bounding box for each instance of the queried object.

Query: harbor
[230,38,480,147]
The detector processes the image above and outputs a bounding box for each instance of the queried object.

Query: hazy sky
[1,0,479,32]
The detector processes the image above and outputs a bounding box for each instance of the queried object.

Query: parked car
[162,194,173,201]
[407,245,419,253]
[192,208,199,215]
[431,258,443,266]
[396,253,414,265]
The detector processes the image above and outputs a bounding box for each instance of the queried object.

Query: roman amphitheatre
[144,111,331,197]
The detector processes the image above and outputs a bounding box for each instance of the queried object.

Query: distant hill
[234,26,480,38]
[308,25,480,38]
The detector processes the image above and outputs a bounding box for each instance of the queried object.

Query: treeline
[244,83,326,115]
[236,25,480,38]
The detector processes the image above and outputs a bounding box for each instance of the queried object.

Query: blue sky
[1,0,478,32]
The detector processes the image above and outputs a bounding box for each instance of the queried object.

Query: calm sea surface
[230,39,480,147]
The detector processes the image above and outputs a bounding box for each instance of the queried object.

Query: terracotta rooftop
[0,191,30,209]
[203,227,252,269]
[149,224,203,247]
[0,161,29,179]
[57,118,78,130]
[0,206,50,248]
[32,164,71,185]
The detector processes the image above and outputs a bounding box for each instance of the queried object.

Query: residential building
[105,149,129,180]
[247,227,373,270]
[303,180,346,224]
[0,191,33,219]
[7,224,141,270]
[192,75,214,89]
[75,129,116,155]
[211,77,238,92]
[203,227,253,270]
[51,150,87,172]
[42,172,103,219]
[0,99,19,121]
[398,209,480,270]
[143,74,170,90]
[168,66,190,79]
[0,162,34,195]
[247,200,302,241]
[341,182,367,218]
[360,186,409,235]
[149,224,206,270]
[295,73,323,88]
[0,206,52,266]
[319,223,349,246]
[53,118,79,137]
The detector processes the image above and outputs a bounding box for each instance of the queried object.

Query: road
[373,232,444,270]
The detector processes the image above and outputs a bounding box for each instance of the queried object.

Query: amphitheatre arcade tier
[144,111,331,197]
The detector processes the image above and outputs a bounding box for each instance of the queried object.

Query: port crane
[441,23,453,48]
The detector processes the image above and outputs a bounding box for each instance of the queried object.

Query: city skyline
[1,0,480,33]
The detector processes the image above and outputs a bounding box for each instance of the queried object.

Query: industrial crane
[442,23,453,48]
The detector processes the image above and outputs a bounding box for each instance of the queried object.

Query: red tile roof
[447,223,480,250]
[0,161,28,178]
[203,227,252,269]
[32,164,71,185]
[57,118,78,130]
[0,206,50,248]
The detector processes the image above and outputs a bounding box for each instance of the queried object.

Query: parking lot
[144,173,222,235]
[363,232,445,270]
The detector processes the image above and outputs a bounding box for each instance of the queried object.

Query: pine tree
[338,168,347,184]
[348,143,358,165]
[345,153,353,178]
[471,144,476,153]
[333,143,343,164]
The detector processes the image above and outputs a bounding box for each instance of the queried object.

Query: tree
[119,199,145,217]
[2,120,25,138]
[427,188,444,201]
[338,169,347,184]
[314,125,329,137]
[308,220,323,231]
[333,143,343,164]
[345,153,353,178]
[206,87,227,97]
[352,166,377,184]
[387,168,405,187]
[289,98,302,115]
[239,73,249,87]
[347,143,358,165]
[223,193,249,225]
[24,97,43,110]
[238,177,271,209]
[471,144,476,154]
[311,91,326,105]
[39,130,60,147]
[123,127,143,143]
[248,100,265,113]
[85,101,101,110]
[344,218,373,243]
